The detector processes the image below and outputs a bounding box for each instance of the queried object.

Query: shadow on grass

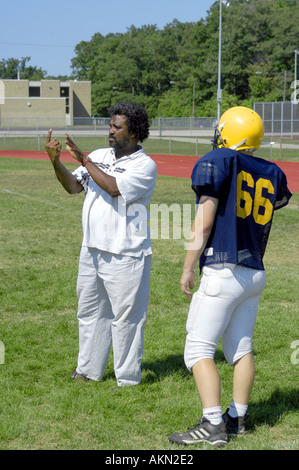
[100,351,298,432]
[141,354,187,382]
[94,350,226,386]
[248,388,299,431]
[140,352,298,432]
[140,350,227,383]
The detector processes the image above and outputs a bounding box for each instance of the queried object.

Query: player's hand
[180,270,195,299]
[45,129,62,163]
[65,134,86,164]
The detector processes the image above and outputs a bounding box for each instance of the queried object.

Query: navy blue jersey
[191,148,292,271]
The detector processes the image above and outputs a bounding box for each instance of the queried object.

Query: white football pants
[76,246,151,385]
[184,264,266,370]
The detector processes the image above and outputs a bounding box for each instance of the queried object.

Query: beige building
[0,79,91,129]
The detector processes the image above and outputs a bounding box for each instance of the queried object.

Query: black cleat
[168,417,228,448]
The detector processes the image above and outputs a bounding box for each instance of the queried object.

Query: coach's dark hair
[109,101,150,143]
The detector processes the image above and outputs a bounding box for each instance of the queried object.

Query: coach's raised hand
[45,129,62,163]
[45,129,83,194]
[65,133,86,165]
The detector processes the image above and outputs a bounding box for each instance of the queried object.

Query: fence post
[281,102,283,138]
[159,117,162,137]
[291,101,294,139]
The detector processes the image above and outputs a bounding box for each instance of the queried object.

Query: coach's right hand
[45,129,62,164]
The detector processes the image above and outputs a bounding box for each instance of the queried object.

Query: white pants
[184,264,266,370]
[76,246,151,385]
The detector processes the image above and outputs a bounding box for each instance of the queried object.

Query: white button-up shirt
[72,146,157,257]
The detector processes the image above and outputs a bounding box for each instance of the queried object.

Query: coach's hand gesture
[45,129,62,164]
[65,134,86,165]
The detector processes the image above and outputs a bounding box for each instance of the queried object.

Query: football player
[168,106,292,447]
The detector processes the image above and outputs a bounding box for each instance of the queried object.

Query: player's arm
[45,130,83,194]
[65,134,120,197]
[180,195,218,298]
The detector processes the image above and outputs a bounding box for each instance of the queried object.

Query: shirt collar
[111,145,144,161]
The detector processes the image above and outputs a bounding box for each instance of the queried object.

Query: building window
[60,86,70,114]
[29,86,40,97]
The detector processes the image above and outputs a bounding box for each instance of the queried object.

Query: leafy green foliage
[0,57,46,80]
[69,0,299,117]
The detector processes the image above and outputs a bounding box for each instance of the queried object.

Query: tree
[0,57,46,80]
[69,0,299,117]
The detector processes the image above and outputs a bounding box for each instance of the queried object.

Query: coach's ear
[130,132,138,142]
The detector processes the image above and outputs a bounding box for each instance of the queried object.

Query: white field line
[2,188,67,209]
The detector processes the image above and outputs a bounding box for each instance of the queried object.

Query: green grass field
[0,156,298,450]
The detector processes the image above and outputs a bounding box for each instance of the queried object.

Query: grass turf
[0,156,298,450]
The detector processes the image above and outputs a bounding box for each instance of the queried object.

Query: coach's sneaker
[168,417,228,448]
[222,409,248,436]
[71,370,90,381]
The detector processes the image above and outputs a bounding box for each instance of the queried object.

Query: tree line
[1,0,299,118]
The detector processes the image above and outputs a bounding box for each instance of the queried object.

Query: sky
[1,0,216,77]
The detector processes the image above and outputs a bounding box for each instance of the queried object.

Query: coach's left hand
[65,134,86,164]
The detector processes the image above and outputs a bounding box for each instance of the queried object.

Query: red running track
[1,149,298,193]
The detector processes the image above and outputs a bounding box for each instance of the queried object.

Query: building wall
[0,79,91,129]
[1,98,66,129]
[70,80,91,118]
[41,80,61,98]
[2,80,28,98]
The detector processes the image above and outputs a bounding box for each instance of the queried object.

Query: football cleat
[222,409,248,436]
[168,417,228,447]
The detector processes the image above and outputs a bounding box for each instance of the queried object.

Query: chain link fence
[0,116,217,136]
[0,116,217,151]
[254,101,299,138]
[1,104,299,138]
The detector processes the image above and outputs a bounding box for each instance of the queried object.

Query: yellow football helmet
[212,106,264,152]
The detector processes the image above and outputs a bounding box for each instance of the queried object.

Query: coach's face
[109,114,136,156]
